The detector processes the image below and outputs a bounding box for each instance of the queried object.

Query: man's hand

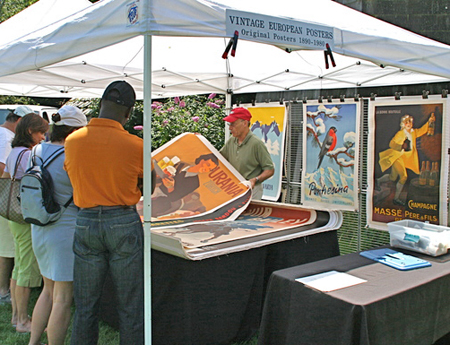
[429,112,436,123]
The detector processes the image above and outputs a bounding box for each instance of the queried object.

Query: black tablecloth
[258,249,450,345]
[99,230,340,345]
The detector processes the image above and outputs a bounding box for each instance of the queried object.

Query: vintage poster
[150,133,252,229]
[301,101,360,210]
[367,97,449,230]
[244,104,286,202]
[152,201,317,249]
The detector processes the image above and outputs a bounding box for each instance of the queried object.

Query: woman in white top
[3,113,49,333]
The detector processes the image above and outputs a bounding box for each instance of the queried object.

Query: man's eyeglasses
[228,119,244,127]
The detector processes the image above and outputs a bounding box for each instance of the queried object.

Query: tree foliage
[0,0,98,22]
[0,95,37,105]
[0,0,38,22]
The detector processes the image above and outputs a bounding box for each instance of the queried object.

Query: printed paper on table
[152,200,317,249]
[296,271,367,292]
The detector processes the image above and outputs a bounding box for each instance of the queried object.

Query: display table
[99,230,340,345]
[258,248,450,345]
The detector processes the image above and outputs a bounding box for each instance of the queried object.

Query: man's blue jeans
[70,207,144,345]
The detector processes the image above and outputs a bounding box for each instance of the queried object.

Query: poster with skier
[367,97,449,230]
[243,104,287,201]
[301,101,360,210]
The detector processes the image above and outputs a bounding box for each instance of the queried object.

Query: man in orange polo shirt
[64,81,144,345]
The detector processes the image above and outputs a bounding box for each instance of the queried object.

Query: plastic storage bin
[388,220,450,257]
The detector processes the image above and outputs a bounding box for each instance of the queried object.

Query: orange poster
[151,133,252,229]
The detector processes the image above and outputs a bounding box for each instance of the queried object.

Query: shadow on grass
[1,287,258,345]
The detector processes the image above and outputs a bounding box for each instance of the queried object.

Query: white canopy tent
[2,1,450,343]
[0,0,450,99]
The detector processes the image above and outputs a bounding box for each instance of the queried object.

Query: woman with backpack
[2,113,49,333]
[28,105,87,345]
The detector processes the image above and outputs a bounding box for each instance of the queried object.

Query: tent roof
[0,0,91,46]
[0,0,449,99]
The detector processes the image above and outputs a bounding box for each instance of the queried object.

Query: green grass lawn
[0,287,258,345]
[0,287,118,345]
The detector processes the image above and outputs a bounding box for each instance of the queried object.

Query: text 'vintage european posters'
[150,133,252,229]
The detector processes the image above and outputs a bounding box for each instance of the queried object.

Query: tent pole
[225,92,232,142]
[143,33,152,345]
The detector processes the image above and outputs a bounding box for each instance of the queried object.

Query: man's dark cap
[102,81,136,108]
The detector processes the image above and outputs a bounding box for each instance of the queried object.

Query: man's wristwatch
[255,177,260,184]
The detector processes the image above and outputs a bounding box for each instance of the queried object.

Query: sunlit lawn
[1,287,118,345]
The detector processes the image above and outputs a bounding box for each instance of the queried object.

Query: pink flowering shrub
[77,94,225,151]
[131,94,226,150]
[206,102,220,109]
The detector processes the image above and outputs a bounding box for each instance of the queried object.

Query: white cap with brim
[13,105,34,117]
[55,105,87,127]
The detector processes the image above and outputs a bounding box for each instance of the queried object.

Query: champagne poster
[367,97,449,230]
[245,104,286,202]
[150,133,252,229]
[301,101,360,211]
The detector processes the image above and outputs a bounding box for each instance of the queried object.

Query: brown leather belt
[82,205,136,211]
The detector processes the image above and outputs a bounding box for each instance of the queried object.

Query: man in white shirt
[0,106,30,305]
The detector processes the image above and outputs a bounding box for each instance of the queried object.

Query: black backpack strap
[31,145,64,168]
[45,147,74,208]
[42,146,65,168]
[63,196,73,208]
[32,145,73,208]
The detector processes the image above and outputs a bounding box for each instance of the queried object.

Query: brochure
[360,248,431,271]
[296,270,367,292]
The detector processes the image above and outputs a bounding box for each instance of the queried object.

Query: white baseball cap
[54,105,87,127]
[13,105,34,117]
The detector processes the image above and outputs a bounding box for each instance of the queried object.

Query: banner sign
[367,97,449,230]
[150,133,252,229]
[226,9,334,50]
[301,101,360,210]
[244,104,286,201]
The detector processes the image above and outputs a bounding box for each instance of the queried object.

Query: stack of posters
[144,133,342,260]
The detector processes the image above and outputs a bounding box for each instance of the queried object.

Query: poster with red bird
[302,101,360,210]
[367,97,449,230]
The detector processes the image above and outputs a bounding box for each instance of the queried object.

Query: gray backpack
[20,146,72,226]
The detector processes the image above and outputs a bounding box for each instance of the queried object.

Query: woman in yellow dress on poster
[377,112,435,206]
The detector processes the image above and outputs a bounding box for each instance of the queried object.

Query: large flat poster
[367,97,449,230]
[244,104,286,201]
[151,133,252,229]
[152,201,317,249]
[301,101,360,210]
